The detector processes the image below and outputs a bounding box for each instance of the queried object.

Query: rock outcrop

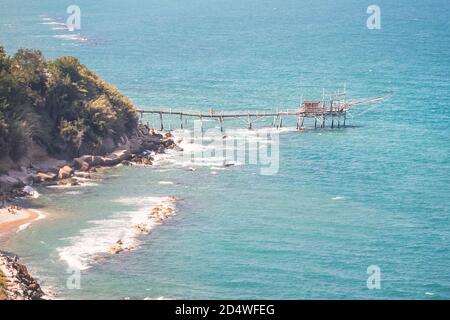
[0,252,45,300]
[58,166,74,180]
[32,172,57,183]
[0,125,177,199]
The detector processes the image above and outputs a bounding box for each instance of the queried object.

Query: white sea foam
[332,196,346,200]
[40,15,62,21]
[16,223,31,233]
[158,181,174,185]
[47,180,99,189]
[57,196,176,270]
[152,126,282,170]
[144,296,172,300]
[51,26,69,31]
[16,210,46,233]
[23,185,39,199]
[41,22,66,26]
[53,34,88,42]
[64,190,83,195]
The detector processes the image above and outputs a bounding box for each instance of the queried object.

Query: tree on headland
[0,46,138,170]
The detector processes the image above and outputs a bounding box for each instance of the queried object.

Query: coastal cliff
[0,46,176,196]
[0,46,138,169]
[0,46,177,299]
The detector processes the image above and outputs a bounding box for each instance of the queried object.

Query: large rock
[101,156,120,167]
[112,149,131,161]
[17,174,33,186]
[58,166,74,179]
[0,175,25,192]
[5,169,33,186]
[76,155,100,166]
[73,157,89,171]
[91,156,104,167]
[78,155,94,166]
[163,139,175,148]
[31,159,67,174]
[32,172,57,183]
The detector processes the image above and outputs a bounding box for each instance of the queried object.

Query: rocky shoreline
[0,252,45,300]
[0,125,178,200]
[0,125,179,300]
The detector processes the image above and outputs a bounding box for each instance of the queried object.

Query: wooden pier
[137,90,388,132]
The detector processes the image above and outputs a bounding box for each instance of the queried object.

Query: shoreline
[0,128,178,300]
[0,206,43,236]
[58,196,177,271]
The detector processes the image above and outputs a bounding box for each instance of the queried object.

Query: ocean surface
[1,0,449,299]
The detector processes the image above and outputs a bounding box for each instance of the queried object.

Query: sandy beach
[0,206,42,236]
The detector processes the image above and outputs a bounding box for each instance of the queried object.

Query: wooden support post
[314,117,317,129]
[220,116,224,133]
[248,114,252,130]
[321,88,325,128]
[180,114,183,129]
[159,113,164,131]
[300,116,304,128]
[343,112,346,127]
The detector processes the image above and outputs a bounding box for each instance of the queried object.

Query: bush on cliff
[0,269,7,299]
[0,46,138,168]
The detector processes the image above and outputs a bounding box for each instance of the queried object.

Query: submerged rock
[108,240,125,255]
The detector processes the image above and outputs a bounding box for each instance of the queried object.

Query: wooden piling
[136,93,386,131]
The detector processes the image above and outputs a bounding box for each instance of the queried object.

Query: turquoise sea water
[1,0,450,299]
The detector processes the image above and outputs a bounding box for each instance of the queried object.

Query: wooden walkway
[136,95,388,131]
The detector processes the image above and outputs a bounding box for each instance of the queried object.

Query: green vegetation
[0,269,7,288]
[0,269,7,300]
[0,46,138,167]
[0,269,6,289]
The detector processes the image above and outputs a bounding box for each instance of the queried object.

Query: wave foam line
[16,209,46,233]
[57,196,176,270]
